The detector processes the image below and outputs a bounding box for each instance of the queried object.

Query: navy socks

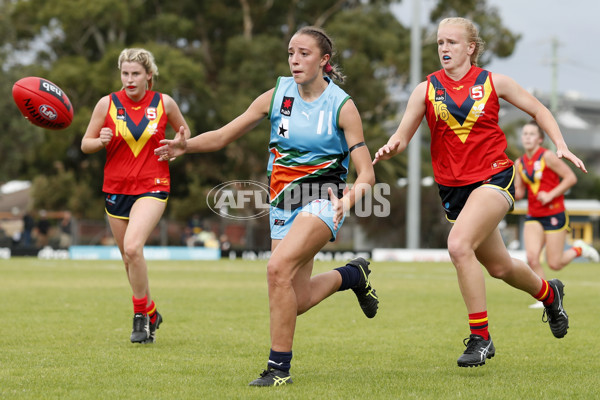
[268,349,292,372]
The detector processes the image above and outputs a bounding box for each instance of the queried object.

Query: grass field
[1,257,599,399]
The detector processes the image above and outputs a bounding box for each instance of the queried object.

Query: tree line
[1,0,531,246]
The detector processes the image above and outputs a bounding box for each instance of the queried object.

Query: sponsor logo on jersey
[274,219,285,226]
[116,107,126,121]
[491,159,511,169]
[147,122,158,135]
[434,88,446,102]
[280,96,294,116]
[471,103,485,117]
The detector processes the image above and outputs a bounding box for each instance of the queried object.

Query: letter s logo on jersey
[470,85,484,101]
[145,107,157,120]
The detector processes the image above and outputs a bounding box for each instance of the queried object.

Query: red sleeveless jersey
[518,147,565,217]
[102,90,170,194]
[424,66,513,186]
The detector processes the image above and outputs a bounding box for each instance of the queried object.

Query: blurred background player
[81,48,191,343]
[515,120,599,308]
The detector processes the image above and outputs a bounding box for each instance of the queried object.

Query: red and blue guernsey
[102,89,170,194]
[267,76,351,209]
[424,65,513,186]
[518,147,565,217]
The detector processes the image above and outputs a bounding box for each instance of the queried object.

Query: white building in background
[0,180,31,214]
[499,93,600,173]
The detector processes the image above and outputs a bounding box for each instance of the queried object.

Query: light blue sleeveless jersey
[267,76,351,209]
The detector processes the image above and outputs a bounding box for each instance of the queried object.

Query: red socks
[133,296,158,323]
[534,279,555,306]
[147,300,157,324]
[468,280,555,341]
[132,295,148,315]
[469,311,489,340]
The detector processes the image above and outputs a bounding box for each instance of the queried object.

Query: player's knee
[447,236,471,265]
[547,262,562,271]
[123,243,143,263]
[266,258,293,289]
[526,254,540,268]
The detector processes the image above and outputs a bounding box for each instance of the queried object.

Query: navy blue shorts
[438,166,516,222]
[525,211,570,232]
[105,192,169,219]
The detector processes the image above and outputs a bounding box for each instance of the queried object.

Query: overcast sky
[391,0,599,100]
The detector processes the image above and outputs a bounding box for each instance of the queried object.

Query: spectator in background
[36,210,50,247]
[0,227,10,247]
[220,234,231,257]
[22,212,34,246]
[59,211,73,248]
[181,225,194,247]
[188,214,203,231]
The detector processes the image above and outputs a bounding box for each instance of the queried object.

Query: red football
[12,77,74,130]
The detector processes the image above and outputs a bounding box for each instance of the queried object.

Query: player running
[155,26,378,385]
[374,17,587,367]
[82,48,191,344]
[515,120,598,308]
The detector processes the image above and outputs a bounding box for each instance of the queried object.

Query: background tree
[2,0,527,247]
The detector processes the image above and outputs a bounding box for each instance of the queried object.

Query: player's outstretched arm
[373,81,427,165]
[494,73,587,173]
[155,88,274,160]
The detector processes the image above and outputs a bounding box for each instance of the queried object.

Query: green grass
[1,257,599,399]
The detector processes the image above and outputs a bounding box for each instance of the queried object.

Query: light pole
[406,0,422,249]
